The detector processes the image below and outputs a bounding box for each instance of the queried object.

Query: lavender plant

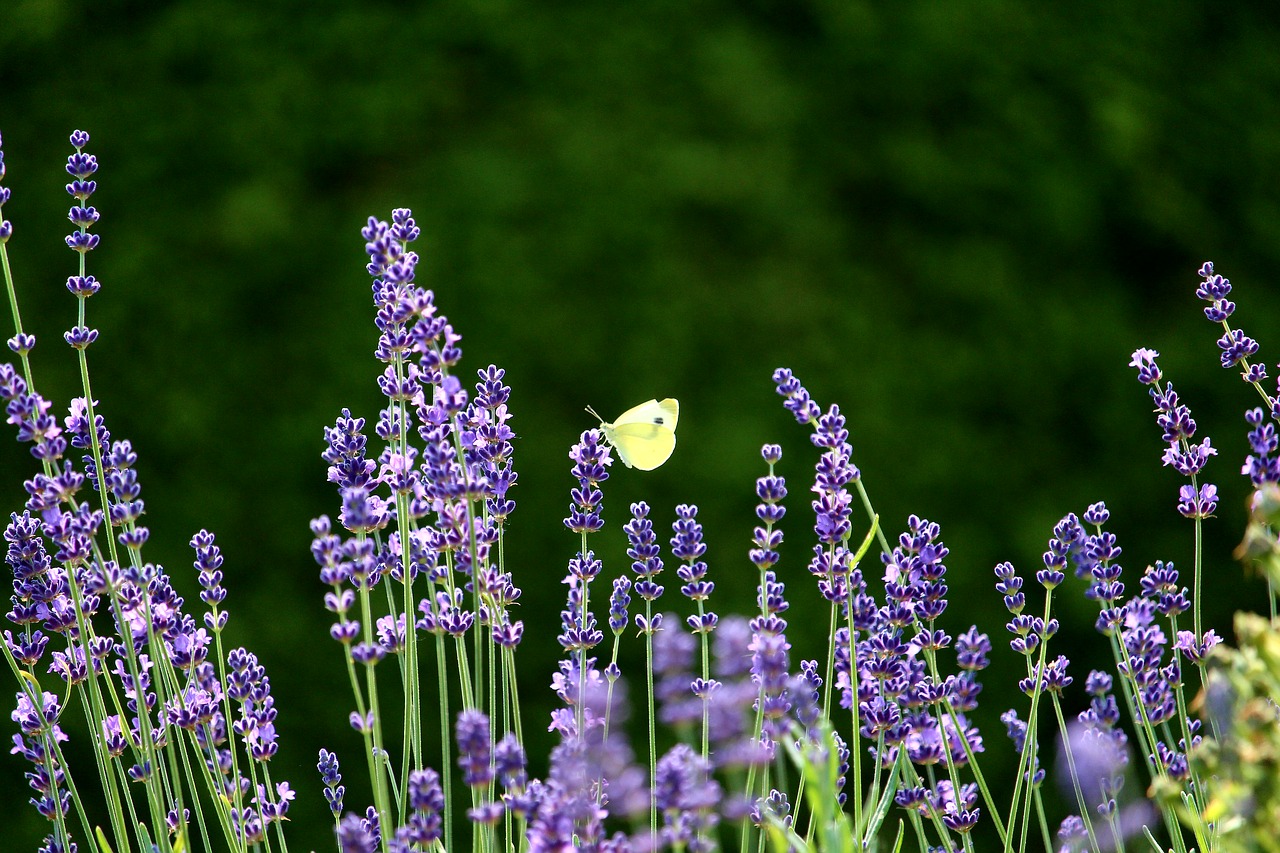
[3,130,1278,853]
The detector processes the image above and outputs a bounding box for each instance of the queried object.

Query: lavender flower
[1195,261,1268,382]
[1129,349,1219,511]
[653,744,721,848]
[753,444,786,559]
[456,708,494,789]
[3,372,67,462]
[672,504,716,632]
[336,812,378,853]
[10,689,71,822]
[626,502,664,634]
[318,749,345,818]
[227,648,280,762]
[565,430,610,534]
[608,575,632,636]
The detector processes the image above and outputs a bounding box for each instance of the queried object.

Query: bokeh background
[2,1,1278,849]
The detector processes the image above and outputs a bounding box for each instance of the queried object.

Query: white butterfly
[585,398,679,470]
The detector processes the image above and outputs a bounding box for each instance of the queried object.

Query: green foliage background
[2,1,1278,848]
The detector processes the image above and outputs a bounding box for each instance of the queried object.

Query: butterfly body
[586,398,679,470]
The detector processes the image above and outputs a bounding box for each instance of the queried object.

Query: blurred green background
[2,0,1278,849]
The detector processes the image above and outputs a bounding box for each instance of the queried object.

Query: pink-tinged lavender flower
[1129,348,1162,385]
[11,690,71,822]
[930,779,978,819]
[255,780,295,825]
[338,485,392,536]
[3,377,65,462]
[375,613,407,653]
[1177,483,1218,519]
[226,648,282,764]
[1174,628,1221,663]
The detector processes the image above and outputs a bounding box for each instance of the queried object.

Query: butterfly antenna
[584,405,603,423]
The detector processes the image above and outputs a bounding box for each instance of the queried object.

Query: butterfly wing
[605,398,679,470]
[609,421,676,470]
[613,398,678,430]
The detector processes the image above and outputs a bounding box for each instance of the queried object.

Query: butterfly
[585,398,679,470]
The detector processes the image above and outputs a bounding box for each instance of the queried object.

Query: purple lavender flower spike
[608,575,632,635]
[626,502,665,632]
[1194,262,1266,382]
[456,709,494,787]
[63,133,100,258]
[318,749,345,817]
[565,430,610,533]
[336,812,378,853]
[1130,350,1220,527]
[752,445,787,571]
[4,378,66,462]
[773,368,821,424]
[653,744,721,846]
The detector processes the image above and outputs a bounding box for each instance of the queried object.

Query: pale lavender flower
[456,709,493,787]
[3,373,66,462]
[1174,628,1222,664]
[653,744,720,848]
[336,812,377,853]
[1000,708,1044,785]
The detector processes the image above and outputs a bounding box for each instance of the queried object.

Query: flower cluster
[4,130,1273,853]
[2,131,293,853]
